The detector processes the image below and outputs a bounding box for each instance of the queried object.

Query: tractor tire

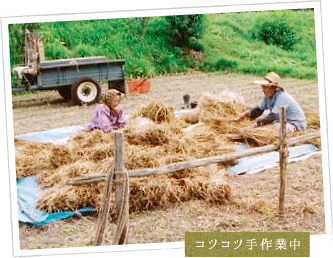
[71,77,101,105]
[58,86,72,100]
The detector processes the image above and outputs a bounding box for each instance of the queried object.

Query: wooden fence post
[279,106,289,219]
[94,154,115,246]
[114,132,128,245]
[94,132,128,246]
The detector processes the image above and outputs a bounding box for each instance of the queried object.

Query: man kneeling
[236,72,307,134]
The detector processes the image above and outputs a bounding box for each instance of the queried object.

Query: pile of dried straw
[132,101,175,123]
[36,166,232,214]
[197,91,247,119]
[15,99,239,214]
[15,95,320,215]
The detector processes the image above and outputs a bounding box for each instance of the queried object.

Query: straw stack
[15,96,320,214]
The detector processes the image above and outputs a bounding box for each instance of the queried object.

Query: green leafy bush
[250,21,299,50]
[165,14,205,50]
[44,41,71,60]
[125,57,156,78]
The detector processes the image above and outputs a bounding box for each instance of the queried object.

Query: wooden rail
[86,108,321,245]
[65,130,320,186]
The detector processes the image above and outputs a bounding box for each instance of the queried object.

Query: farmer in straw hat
[236,72,306,133]
[86,89,128,133]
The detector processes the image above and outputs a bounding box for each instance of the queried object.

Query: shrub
[125,57,156,78]
[250,21,299,50]
[165,14,205,50]
[44,41,71,60]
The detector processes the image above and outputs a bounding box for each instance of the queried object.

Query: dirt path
[11,72,319,135]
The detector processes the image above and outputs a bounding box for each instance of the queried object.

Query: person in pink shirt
[86,89,128,133]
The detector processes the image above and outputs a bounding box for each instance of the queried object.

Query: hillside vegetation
[9,8,317,85]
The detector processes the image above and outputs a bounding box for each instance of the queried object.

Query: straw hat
[254,72,282,89]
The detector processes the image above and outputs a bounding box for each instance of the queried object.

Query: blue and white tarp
[16,125,94,226]
[17,176,96,226]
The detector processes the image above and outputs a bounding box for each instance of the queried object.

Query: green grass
[8,8,317,84]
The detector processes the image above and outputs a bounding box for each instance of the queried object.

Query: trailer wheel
[71,77,101,105]
[58,87,72,100]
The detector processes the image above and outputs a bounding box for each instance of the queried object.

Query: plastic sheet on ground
[229,144,319,175]
[17,176,96,226]
[16,125,94,225]
[15,125,85,144]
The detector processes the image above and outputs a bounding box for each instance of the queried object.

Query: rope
[94,165,129,245]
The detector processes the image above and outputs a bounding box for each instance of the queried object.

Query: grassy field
[12,72,325,249]
[9,8,317,83]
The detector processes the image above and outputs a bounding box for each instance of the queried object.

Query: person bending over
[236,72,306,134]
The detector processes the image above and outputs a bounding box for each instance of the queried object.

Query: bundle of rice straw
[123,173,232,214]
[196,91,248,134]
[125,145,168,170]
[36,160,113,211]
[37,166,232,214]
[237,124,280,147]
[197,91,247,119]
[36,183,104,212]
[175,109,200,124]
[37,160,109,188]
[295,111,321,148]
[180,124,238,160]
[15,140,57,180]
[305,111,321,131]
[125,120,184,146]
[132,101,175,123]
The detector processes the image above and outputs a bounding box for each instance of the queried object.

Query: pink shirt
[86,104,128,133]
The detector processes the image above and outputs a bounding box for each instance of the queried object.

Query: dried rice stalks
[181,124,238,159]
[125,145,167,170]
[37,160,112,188]
[15,141,56,180]
[70,129,114,147]
[36,183,105,212]
[176,109,200,124]
[132,101,175,123]
[36,160,113,212]
[125,121,184,147]
[197,91,247,119]
[124,174,232,214]
[305,111,320,131]
[238,125,280,147]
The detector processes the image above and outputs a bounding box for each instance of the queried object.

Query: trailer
[12,30,126,105]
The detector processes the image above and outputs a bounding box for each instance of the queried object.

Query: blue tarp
[17,176,96,226]
[16,125,94,226]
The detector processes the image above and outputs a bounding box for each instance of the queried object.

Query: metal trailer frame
[12,56,126,105]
